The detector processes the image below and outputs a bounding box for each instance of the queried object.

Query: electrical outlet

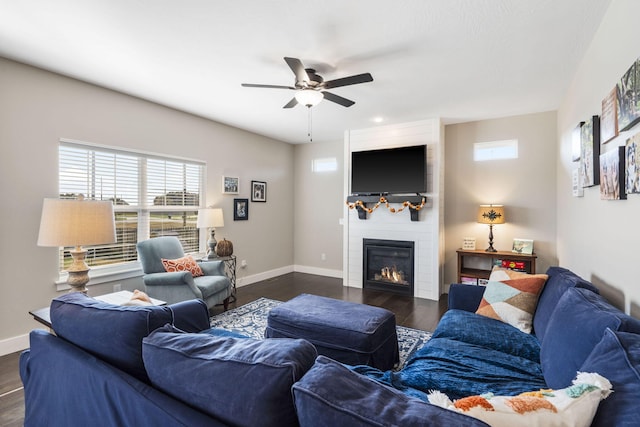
[321,253,326,261]
[241,259,247,268]
[113,283,122,292]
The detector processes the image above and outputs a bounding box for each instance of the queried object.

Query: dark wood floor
[0,272,447,426]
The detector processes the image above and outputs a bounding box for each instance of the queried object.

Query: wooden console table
[456,249,537,285]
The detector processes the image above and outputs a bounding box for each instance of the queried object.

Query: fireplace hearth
[363,238,415,296]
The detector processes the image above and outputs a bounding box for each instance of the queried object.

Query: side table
[218,255,237,303]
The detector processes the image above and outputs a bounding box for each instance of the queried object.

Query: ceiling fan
[241,57,373,108]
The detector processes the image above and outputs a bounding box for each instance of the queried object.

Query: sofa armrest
[168,299,210,332]
[292,356,489,427]
[448,284,485,312]
[199,260,225,276]
[143,271,202,299]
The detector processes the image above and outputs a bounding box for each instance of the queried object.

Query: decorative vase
[215,238,234,257]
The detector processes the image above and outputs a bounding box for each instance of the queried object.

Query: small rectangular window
[474,139,518,161]
[312,157,338,172]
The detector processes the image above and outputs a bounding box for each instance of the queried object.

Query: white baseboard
[293,265,343,279]
[237,265,295,287]
[236,264,343,288]
[0,331,39,356]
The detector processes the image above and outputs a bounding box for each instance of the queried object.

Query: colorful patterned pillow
[476,269,548,333]
[428,372,612,427]
[161,254,204,277]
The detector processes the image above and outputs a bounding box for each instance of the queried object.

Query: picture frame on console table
[512,238,533,255]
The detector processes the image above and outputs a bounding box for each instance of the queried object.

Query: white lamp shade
[37,198,117,247]
[197,208,224,228]
[295,89,324,107]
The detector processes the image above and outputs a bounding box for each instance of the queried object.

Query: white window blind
[58,140,205,274]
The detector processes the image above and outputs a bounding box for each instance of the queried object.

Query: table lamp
[37,197,117,293]
[477,204,505,252]
[197,207,224,259]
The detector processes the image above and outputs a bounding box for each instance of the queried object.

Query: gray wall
[444,112,558,287]
[293,140,344,276]
[0,57,294,349]
[557,0,640,311]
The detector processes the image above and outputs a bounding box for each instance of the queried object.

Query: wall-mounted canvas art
[601,87,618,143]
[626,132,640,194]
[572,122,584,162]
[580,115,600,187]
[599,146,626,200]
[617,59,640,132]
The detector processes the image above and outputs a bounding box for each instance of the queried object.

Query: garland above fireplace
[346,195,426,221]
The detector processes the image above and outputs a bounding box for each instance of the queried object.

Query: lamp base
[485,224,498,253]
[206,228,219,259]
[67,247,90,293]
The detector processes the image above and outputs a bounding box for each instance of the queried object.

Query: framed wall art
[626,132,640,194]
[251,180,267,202]
[233,198,249,220]
[599,146,626,200]
[571,121,584,162]
[580,115,601,187]
[222,176,239,195]
[601,87,618,144]
[617,58,640,132]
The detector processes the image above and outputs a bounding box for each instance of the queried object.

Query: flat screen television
[351,145,427,195]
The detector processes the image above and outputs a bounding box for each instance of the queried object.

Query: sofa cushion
[534,267,599,342]
[142,324,317,427]
[476,273,548,333]
[580,329,640,427]
[432,309,541,362]
[50,292,175,382]
[427,372,611,427]
[540,287,640,389]
[292,356,490,427]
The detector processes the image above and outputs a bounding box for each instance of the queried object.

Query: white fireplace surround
[343,119,444,301]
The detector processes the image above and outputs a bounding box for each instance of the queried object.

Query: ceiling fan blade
[322,91,355,107]
[284,57,309,84]
[324,73,373,89]
[241,83,295,90]
[283,97,298,108]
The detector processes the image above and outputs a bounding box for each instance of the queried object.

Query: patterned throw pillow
[161,255,204,277]
[476,268,548,333]
[428,372,612,427]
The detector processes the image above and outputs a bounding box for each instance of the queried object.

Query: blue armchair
[137,236,232,311]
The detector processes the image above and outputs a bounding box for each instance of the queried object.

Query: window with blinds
[58,140,205,273]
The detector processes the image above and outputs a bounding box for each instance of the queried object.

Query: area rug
[210,297,431,370]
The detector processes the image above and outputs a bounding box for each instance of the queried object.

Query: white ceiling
[0,0,612,144]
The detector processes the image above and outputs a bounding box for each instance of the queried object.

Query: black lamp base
[485,224,497,252]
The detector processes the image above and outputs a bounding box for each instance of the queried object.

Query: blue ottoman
[265,294,399,370]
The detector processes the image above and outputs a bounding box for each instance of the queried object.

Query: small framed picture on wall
[222,176,239,195]
[251,180,267,202]
[233,198,249,221]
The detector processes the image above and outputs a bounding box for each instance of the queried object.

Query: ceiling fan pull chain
[308,106,313,142]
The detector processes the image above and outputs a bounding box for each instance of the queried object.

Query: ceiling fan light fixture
[295,89,324,107]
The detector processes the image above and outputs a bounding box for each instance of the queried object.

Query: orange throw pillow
[161,255,204,277]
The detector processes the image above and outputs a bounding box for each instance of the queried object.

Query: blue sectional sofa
[20,267,640,426]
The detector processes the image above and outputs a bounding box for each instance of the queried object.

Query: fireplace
[363,238,415,296]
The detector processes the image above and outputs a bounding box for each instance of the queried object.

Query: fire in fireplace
[363,238,414,296]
